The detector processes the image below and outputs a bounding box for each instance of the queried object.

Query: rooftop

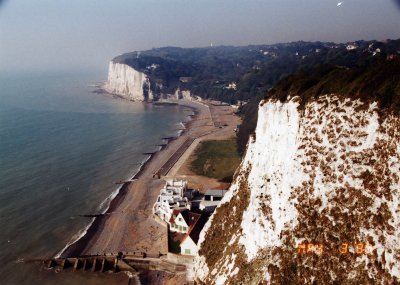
[169,209,201,227]
[181,213,208,244]
[205,189,228,197]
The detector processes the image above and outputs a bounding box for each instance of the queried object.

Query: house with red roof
[180,213,208,256]
[169,209,200,234]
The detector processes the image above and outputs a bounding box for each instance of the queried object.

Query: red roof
[169,208,187,224]
[185,212,201,228]
[180,213,208,245]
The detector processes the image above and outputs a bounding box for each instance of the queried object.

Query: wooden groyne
[113,179,136,185]
[78,213,108,218]
[43,256,125,273]
[41,255,187,275]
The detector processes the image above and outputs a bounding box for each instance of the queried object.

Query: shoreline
[57,100,199,258]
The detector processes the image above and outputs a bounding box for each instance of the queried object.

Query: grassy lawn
[190,139,241,181]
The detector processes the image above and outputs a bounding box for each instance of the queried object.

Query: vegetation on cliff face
[235,96,262,154]
[196,95,400,284]
[267,58,400,113]
[193,43,400,282]
[235,57,400,154]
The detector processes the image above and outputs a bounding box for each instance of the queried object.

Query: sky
[0,0,399,73]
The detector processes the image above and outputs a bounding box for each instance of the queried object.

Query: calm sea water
[0,70,190,284]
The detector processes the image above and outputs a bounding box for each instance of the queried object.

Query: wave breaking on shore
[55,103,195,258]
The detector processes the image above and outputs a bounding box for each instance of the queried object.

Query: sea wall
[104,62,153,101]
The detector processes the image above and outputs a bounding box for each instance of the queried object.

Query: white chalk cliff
[104,61,153,101]
[195,95,400,284]
[174,89,192,100]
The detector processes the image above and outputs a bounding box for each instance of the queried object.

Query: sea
[0,69,191,284]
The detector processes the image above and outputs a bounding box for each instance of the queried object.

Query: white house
[346,44,357,51]
[226,82,237,90]
[169,209,200,233]
[180,214,207,256]
[181,234,198,256]
[153,179,190,222]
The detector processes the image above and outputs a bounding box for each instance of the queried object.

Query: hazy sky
[0,0,399,73]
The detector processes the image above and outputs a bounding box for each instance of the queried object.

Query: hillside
[103,39,400,283]
[108,40,400,154]
[112,40,400,104]
[268,58,400,113]
[194,61,400,284]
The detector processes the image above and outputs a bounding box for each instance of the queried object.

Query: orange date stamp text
[297,242,372,255]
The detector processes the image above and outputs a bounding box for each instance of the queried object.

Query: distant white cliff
[104,61,153,101]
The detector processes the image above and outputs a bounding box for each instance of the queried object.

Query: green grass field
[190,139,241,181]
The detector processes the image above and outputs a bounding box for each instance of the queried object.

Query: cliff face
[104,61,193,101]
[104,61,153,101]
[195,95,400,284]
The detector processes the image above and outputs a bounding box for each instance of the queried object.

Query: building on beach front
[204,189,228,201]
[169,209,200,233]
[199,189,228,212]
[153,181,226,256]
[177,190,228,255]
[167,208,208,256]
[180,213,208,256]
[153,179,190,222]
